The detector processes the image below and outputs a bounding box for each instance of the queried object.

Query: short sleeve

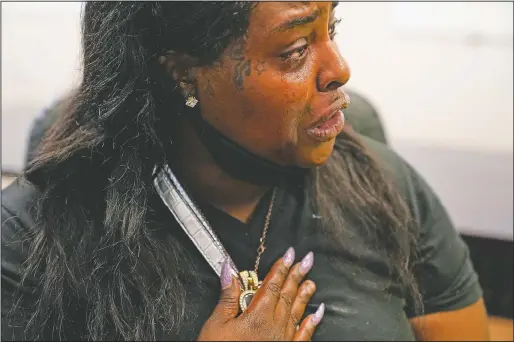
[400,161,483,318]
[360,136,483,318]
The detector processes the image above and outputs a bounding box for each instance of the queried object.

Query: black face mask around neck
[187,111,308,187]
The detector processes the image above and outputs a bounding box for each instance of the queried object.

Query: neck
[171,120,270,223]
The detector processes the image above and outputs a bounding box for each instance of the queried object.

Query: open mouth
[305,110,345,142]
[314,110,339,129]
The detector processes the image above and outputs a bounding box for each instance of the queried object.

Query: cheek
[243,62,315,134]
[195,60,317,163]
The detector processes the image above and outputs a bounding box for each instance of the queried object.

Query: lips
[306,110,345,142]
[312,108,340,129]
[305,93,349,142]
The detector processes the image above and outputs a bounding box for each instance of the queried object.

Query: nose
[316,41,351,92]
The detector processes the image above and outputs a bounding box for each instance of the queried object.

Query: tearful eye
[279,37,309,65]
[280,45,308,62]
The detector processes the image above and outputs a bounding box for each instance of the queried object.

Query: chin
[295,139,336,168]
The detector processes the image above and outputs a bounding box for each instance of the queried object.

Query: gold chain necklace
[238,187,277,312]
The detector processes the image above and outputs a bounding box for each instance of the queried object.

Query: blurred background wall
[337,2,513,243]
[2,2,82,172]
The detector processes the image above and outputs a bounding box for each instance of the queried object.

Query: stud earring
[185,95,198,108]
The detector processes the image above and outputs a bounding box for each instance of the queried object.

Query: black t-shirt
[1,137,482,341]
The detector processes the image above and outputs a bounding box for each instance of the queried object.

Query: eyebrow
[272,2,339,33]
[272,7,322,33]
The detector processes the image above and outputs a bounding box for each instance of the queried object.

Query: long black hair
[19,2,420,340]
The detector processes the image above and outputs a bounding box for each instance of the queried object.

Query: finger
[211,260,241,323]
[275,252,314,322]
[284,280,316,339]
[249,247,295,312]
[293,303,325,341]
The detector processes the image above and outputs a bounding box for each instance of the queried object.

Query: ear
[158,51,199,98]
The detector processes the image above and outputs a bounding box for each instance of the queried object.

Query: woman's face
[195,1,350,168]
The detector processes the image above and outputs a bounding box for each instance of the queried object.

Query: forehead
[248,2,334,34]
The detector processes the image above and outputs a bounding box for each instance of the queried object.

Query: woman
[2,2,488,341]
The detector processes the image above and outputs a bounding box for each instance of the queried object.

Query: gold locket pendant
[236,188,276,313]
[238,270,261,312]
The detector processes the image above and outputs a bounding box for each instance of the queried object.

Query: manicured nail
[299,251,314,275]
[311,303,325,325]
[220,259,233,290]
[283,247,295,267]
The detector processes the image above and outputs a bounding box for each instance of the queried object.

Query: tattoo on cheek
[229,40,246,61]
[234,59,252,91]
[256,60,267,76]
[229,38,252,91]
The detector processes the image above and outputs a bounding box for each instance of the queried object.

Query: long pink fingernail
[283,247,295,267]
[220,259,233,290]
[311,303,325,325]
[299,251,314,275]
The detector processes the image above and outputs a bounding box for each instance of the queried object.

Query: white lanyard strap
[153,164,239,278]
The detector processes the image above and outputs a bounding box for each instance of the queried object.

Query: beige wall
[335,2,513,152]
[2,2,82,171]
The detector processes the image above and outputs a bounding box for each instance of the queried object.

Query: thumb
[212,259,241,322]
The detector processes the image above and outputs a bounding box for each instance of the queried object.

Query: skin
[193,2,349,169]
[198,252,320,341]
[409,299,489,341]
[164,2,490,340]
